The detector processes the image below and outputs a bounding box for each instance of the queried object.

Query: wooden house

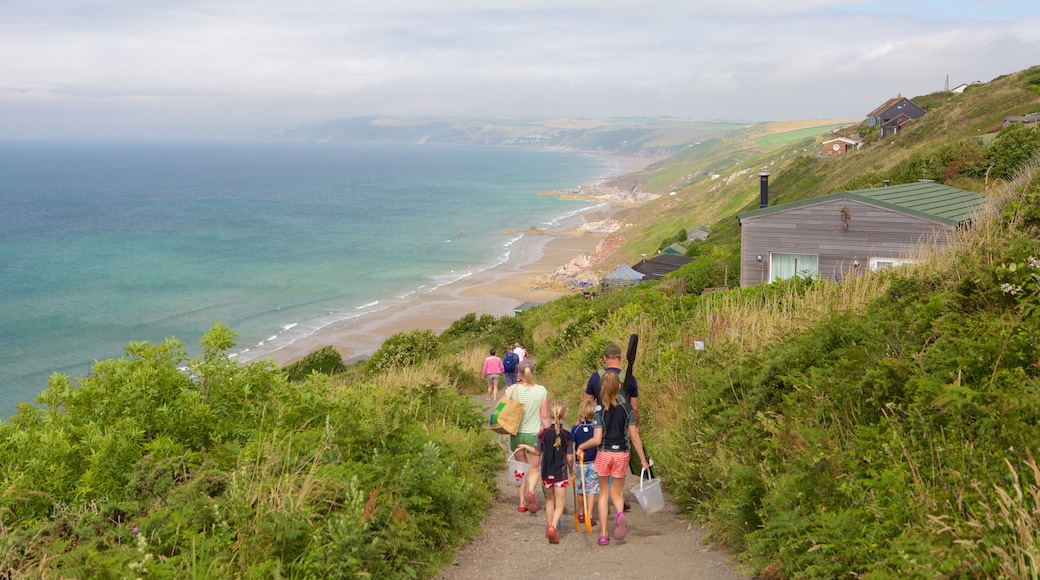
[736,181,986,287]
[821,137,861,158]
[687,225,711,241]
[867,95,926,139]
[632,254,692,281]
[1002,114,1040,128]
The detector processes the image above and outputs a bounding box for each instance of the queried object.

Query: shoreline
[248,154,657,367]
[250,213,604,366]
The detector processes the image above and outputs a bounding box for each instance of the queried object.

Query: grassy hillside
[3,67,1040,578]
[593,67,1040,271]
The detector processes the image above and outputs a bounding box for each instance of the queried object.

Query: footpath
[434,396,749,579]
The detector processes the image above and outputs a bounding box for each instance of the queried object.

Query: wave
[234,180,606,367]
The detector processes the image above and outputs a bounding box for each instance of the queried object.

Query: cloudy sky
[1,0,1038,139]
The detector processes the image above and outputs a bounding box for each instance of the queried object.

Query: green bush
[283,345,346,382]
[367,329,439,373]
[988,123,1040,180]
[0,324,497,577]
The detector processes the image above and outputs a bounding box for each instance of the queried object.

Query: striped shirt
[506,383,548,435]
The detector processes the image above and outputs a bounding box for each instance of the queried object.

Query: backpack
[503,352,518,372]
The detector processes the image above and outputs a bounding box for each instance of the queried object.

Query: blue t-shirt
[585,367,638,406]
[571,421,598,463]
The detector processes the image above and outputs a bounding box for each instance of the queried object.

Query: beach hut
[601,264,644,292]
[632,254,692,280]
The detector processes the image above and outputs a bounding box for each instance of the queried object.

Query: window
[869,257,916,272]
[770,253,819,282]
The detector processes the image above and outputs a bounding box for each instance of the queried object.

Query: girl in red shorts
[575,372,648,546]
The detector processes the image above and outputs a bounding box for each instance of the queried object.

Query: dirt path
[435,397,748,579]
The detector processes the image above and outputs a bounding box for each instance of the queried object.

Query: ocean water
[0,140,609,416]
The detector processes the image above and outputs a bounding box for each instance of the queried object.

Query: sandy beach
[251,155,655,367]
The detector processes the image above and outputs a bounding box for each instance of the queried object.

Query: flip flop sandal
[614,512,628,541]
[517,505,528,512]
[546,526,559,544]
[598,535,610,546]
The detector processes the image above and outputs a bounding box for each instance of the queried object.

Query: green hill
[2,66,1040,577]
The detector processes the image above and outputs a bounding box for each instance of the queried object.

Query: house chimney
[759,170,770,208]
[883,180,890,187]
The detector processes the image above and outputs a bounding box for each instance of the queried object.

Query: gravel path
[435,397,749,579]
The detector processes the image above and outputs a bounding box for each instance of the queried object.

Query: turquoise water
[0,141,609,416]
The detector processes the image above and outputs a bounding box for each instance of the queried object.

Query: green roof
[737,181,987,226]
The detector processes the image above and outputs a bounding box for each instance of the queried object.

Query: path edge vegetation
[3,66,1040,577]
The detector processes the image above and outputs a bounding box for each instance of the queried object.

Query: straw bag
[489,388,525,435]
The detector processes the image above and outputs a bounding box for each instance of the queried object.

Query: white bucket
[631,468,665,514]
[507,449,530,486]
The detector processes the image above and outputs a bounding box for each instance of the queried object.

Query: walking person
[502,347,519,387]
[482,348,505,401]
[498,359,549,514]
[571,399,599,527]
[583,343,639,423]
[515,400,573,544]
[583,342,641,512]
[575,372,649,546]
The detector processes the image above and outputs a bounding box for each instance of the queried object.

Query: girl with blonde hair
[575,371,648,546]
[517,399,572,544]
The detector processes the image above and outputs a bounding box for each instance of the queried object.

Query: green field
[752,123,848,147]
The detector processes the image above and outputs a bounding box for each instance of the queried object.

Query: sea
[0,140,612,417]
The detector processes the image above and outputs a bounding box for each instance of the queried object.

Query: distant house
[1002,114,1040,128]
[736,181,987,287]
[867,94,926,139]
[821,137,861,158]
[950,81,981,94]
[687,225,712,241]
[661,243,688,256]
[632,254,692,281]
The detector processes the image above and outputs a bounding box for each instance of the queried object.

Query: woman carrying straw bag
[499,359,549,513]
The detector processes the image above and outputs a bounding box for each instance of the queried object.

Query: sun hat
[603,343,622,358]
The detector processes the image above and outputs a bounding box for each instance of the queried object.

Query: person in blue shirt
[576,372,648,546]
[583,343,640,424]
[571,398,599,526]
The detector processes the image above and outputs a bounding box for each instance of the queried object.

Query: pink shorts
[542,476,570,488]
[594,450,630,478]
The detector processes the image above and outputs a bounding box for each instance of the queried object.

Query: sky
[1,0,1038,139]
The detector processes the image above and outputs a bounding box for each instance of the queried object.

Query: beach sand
[250,155,655,368]
[258,226,599,366]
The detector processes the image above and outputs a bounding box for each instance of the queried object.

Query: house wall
[739,198,955,287]
[821,140,844,158]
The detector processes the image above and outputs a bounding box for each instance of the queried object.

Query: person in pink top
[482,348,506,401]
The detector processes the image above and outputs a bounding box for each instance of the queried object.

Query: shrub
[988,123,1040,180]
[367,329,439,373]
[283,345,346,382]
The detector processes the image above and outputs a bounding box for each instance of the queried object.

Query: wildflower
[1029,256,1040,269]
[1001,283,1023,295]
